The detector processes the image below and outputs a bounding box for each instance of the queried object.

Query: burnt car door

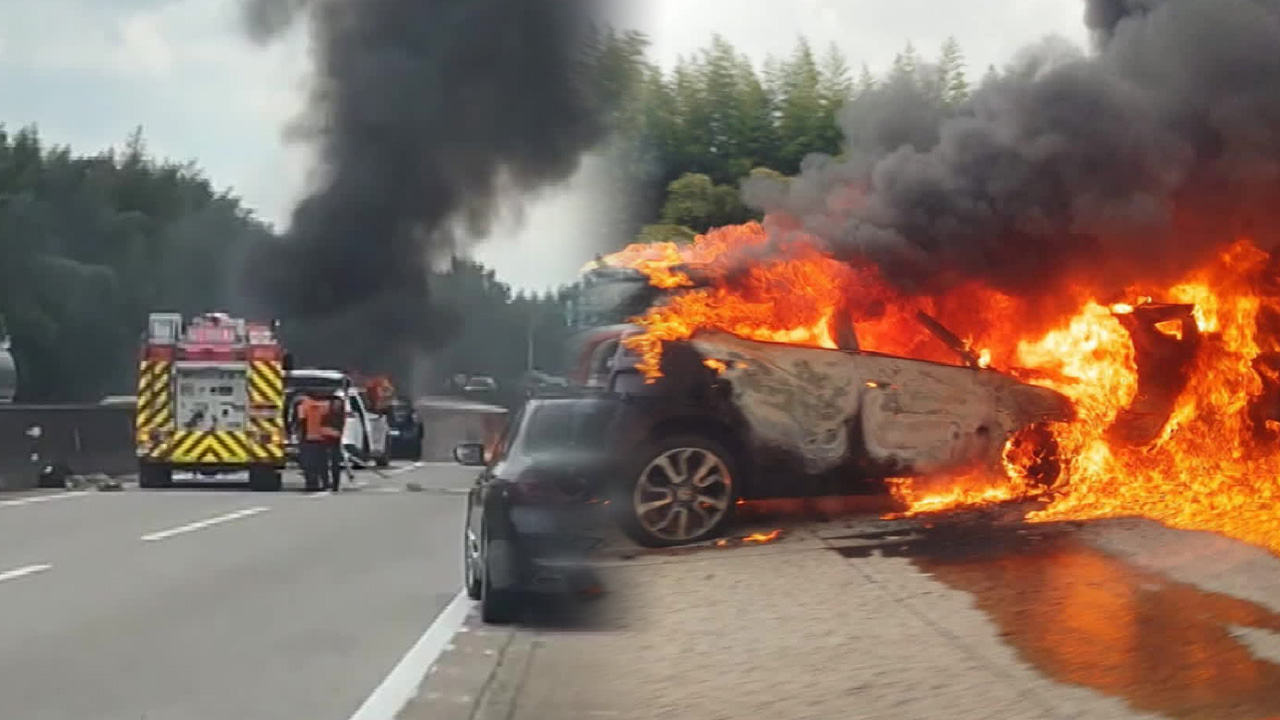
[855,355,1001,476]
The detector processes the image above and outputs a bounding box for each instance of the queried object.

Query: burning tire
[1005,423,1063,491]
[618,435,739,548]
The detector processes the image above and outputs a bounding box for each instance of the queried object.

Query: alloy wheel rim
[633,447,732,542]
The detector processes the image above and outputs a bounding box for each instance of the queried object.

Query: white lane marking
[141,507,270,542]
[306,491,332,499]
[0,563,52,583]
[0,491,91,508]
[347,590,474,720]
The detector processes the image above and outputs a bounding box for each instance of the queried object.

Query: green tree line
[614,34,973,241]
[0,31,975,402]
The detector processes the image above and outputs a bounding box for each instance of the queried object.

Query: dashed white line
[141,506,270,542]
[0,491,91,508]
[346,590,473,720]
[0,564,52,583]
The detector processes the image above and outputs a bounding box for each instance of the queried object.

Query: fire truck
[134,312,289,490]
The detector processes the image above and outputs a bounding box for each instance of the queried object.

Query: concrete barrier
[0,405,137,490]
[416,397,509,462]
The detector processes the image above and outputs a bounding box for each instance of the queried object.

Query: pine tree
[937,36,970,106]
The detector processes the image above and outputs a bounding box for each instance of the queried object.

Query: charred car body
[457,267,1077,553]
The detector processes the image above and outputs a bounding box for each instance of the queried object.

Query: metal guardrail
[0,398,512,489]
[415,398,509,462]
[0,405,137,490]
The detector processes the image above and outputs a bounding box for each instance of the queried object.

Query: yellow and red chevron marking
[248,360,284,407]
[135,359,173,445]
[247,360,285,460]
[152,430,281,465]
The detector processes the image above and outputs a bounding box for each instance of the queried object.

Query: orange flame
[601,222,1280,556]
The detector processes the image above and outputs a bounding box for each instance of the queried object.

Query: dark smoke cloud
[745,0,1280,312]
[239,0,610,337]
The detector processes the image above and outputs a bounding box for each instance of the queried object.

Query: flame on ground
[715,529,784,546]
[601,222,1280,556]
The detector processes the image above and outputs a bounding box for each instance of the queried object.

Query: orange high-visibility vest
[297,396,341,442]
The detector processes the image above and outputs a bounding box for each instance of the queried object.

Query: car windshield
[287,376,345,393]
[573,274,660,328]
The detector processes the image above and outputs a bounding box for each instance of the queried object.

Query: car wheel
[463,520,482,601]
[617,434,739,548]
[480,530,519,624]
[1005,423,1063,490]
[248,465,283,492]
[138,462,173,489]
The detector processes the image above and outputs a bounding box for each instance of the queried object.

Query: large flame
[600,222,1280,555]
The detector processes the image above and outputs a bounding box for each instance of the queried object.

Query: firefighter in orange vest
[321,393,347,491]
[295,390,343,491]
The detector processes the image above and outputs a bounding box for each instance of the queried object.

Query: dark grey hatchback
[456,397,613,624]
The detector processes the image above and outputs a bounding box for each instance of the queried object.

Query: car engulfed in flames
[582,221,1280,556]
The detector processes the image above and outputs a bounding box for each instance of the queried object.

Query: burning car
[553,296,1076,547]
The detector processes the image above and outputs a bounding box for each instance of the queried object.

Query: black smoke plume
[745,0,1280,315]
[239,0,610,365]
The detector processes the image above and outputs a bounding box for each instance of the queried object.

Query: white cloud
[110,12,175,78]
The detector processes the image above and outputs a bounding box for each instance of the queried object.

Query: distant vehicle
[385,397,424,461]
[0,337,15,404]
[456,397,606,623]
[284,369,390,468]
[463,376,498,394]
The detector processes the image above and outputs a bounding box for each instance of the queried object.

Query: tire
[616,434,740,549]
[1006,423,1063,491]
[248,465,283,492]
[480,529,520,624]
[463,513,482,601]
[138,462,173,489]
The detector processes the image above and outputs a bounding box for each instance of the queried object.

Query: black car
[456,396,617,623]
[385,399,424,460]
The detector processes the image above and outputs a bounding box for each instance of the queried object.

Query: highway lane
[0,462,476,720]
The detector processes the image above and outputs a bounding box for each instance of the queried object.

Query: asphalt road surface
[0,462,476,720]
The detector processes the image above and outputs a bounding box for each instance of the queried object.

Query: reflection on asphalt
[831,523,1280,720]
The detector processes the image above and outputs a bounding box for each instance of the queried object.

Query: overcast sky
[1,0,1089,292]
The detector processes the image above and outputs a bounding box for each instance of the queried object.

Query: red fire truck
[134,312,289,490]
